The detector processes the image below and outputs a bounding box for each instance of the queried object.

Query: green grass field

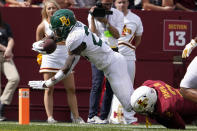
[0,122,197,131]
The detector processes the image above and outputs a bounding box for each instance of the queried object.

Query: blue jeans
[88,63,113,120]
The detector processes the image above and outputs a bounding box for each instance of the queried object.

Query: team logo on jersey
[113,105,124,124]
[122,25,132,36]
[59,16,70,26]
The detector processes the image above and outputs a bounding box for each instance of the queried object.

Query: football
[42,38,57,54]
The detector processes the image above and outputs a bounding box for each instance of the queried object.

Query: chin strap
[145,116,152,128]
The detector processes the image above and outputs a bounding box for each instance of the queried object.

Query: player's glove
[32,40,47,54]
[182,39,197,58]
[28,80,47,90]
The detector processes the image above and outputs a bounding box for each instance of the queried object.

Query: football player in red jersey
[131,80,197,129]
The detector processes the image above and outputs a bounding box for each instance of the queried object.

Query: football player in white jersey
[28,9,134,114]
[180,36,197,103]
[108,0,143,125]
[35,0,84,124]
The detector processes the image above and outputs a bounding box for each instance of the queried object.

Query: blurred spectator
[50,0,78,8]
[5,0,31,7]
[142,0,175,11]
[142,0,197,12]
[5,0,78,8]
[0,12,20,121]
[0,0,5,6]
[27,0,43,7]
[174,0,197,12]
[75,0,97,8]
[56,0,76,8]
[128,0,135,9]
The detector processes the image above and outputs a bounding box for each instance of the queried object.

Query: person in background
[142,0,175,11]
[0,0,6,6]
[4,0,31,7]
[131,80,197,129]
[87,0,124,124]
[108,0,143,125]
[74,0,97,8]
[0,12,20,121]
[55,0,76,8]
[142,0,196,12]
[36,0,84,123]
[174,0,196,12]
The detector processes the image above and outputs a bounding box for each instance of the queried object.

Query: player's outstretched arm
[28,42,84,89]
[28,54,79,89]
[182,37,197,58]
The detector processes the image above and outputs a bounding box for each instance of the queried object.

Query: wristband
[45,79,54,87]
[45,70,66,87]
[54,70,66,80]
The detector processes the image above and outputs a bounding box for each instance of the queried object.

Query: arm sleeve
[66,30,84,52]
[115,12,124,35]
[87,14,92,28]
[136,18,143,36]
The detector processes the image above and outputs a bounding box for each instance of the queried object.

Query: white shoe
[72,116,85,124]
[47,117,57,124]
[87,116,106,124]
[100,119,108,124]
[0,116,6,121]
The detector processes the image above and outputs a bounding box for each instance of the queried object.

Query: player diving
[28,9,135,113]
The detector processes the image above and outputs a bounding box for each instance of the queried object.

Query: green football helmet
[51,9,76,40]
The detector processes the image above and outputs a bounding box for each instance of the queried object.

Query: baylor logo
[59,16,70,26]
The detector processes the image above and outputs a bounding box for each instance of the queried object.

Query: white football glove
[32,40,47,54]
[28,80,47,90]
[182,39,197,58]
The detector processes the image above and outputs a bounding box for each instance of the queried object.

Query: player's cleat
[87,116,107,124]
[100,118,108,124]
[47,117,57,124]
[72,116,85,124]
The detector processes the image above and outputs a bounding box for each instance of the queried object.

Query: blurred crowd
[0,0,197,12]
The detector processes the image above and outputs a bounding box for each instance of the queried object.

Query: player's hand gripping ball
[32,38,57,54]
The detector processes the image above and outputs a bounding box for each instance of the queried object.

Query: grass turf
[0,122,197,131]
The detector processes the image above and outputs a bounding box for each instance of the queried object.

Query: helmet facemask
[131,86,157,115]
[52,26,71,41]
[50,9,77,42]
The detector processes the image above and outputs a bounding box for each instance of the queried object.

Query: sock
[0,101,5,117]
